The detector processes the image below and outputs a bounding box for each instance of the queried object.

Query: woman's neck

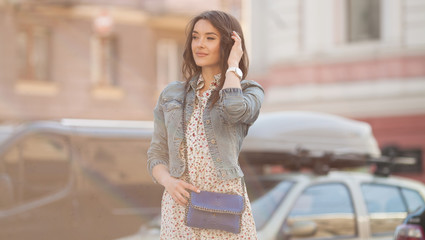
[201,67,220,87]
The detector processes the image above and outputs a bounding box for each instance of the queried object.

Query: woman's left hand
[228,31,243,67]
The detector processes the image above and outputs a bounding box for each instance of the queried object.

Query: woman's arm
[220,31,265,125]
[219,83,264,125]
[147,92,170,181]
[147,87,200,206]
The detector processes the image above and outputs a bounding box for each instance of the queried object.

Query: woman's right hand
[227,31,243,67]
[162,175,200,206]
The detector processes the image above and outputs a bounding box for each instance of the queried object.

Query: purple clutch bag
[185,190,245,234]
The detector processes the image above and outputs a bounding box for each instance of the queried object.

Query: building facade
[247,0,425,181]
[0,0,241,122]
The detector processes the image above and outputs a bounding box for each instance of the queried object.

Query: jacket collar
[187,74,199,92]
[186,73,222,93]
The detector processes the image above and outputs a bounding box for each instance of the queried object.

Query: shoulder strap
[181,85,246,196]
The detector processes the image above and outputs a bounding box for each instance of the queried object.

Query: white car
[118,112,424,240]
[119,171,425,240]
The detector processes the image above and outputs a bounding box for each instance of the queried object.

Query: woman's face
[191,19,221,72]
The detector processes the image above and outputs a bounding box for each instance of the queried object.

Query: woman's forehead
[193,19,220,35]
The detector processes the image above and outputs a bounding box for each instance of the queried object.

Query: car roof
[254,170,425,190]
[0,119,154,155]
[242,111,381,158]
[1,119,154,138]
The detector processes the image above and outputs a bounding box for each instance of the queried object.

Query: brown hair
[182,10,249,107]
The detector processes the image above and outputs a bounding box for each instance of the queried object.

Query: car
[117,111,425,240]
[0,112,421,240]
[393,206,425,240]
[0,119,162,240]
[257,171,425,240]
[119,171,425,240]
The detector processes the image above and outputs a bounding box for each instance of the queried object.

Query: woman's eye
[207,37,216,40]
[192,36,198,39]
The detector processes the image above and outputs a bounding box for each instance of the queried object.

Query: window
[401,188,424,213]
[17,25,51,82]
[283,183,356,239]
[89,11,124,99]
[91,34,118,87]
[0,133,71,209]
[361,184,411,236]
[82,138,161,213]
[346,0,381,42]
[156,38,181,91]
[251,181,293,229]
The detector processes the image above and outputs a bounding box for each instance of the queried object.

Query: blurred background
[1,0,424,179]
[0,0,425,239]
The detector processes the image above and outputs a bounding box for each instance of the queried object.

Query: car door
[360,183,425,239]
[278,182,359,240]
[71,136,164,239]
[78,136,163,214]
[0,132,73,239]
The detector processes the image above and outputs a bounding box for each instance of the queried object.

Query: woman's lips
[196,53,208,57]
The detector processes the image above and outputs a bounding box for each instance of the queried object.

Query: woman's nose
[195,37,205,48]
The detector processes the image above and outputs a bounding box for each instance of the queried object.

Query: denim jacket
[147,75,264,182]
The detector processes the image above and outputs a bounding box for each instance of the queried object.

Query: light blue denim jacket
[147,75,264,182]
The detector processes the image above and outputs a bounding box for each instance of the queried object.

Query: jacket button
[206,119,211,124]
[211,139,216,144]
[216,158,222,162]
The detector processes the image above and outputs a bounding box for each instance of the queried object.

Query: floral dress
[160,74,257,239]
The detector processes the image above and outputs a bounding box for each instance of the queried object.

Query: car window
[282,183,356,239]
[401,188,425,213]
[81,137,162,213]
[362,184,406,213]
[0,133,71,209]
[361,183,408,236]
[251,181,293,230]
[290,183,354,215]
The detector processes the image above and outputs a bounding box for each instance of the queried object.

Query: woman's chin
[194,61,207,67]
[194,62,220,70]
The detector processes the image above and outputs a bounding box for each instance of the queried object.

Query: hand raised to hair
[228,31,243,68]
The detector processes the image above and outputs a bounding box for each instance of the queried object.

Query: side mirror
[279,220,318,239]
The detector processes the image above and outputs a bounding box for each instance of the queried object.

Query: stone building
[0,0,242,122]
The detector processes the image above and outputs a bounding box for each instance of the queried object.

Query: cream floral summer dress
[160,74,257,239]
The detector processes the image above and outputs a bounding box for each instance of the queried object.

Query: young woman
[147,10,264,239]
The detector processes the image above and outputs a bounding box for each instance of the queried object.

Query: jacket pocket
[162,99,183,126]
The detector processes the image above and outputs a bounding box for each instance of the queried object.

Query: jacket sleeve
[219,80,265,125]
[147,90,169,183]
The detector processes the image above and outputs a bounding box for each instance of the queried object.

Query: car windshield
[251,180,294,230]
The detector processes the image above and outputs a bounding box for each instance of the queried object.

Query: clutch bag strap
[181,83,246,196]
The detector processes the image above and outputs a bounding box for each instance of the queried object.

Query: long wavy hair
[182,10,249,107]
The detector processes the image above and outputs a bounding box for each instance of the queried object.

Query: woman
[147,10,264,239]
